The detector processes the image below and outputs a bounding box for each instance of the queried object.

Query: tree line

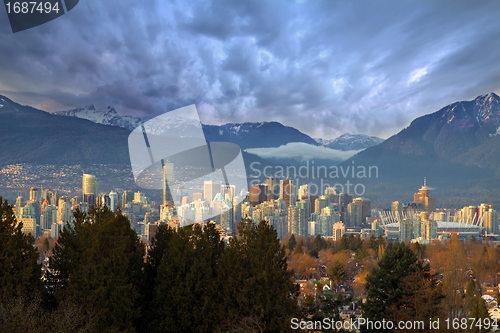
[0,197,300,333]
[0,195,494,333]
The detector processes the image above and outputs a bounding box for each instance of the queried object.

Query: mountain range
[50,104,382,151]
[343,93,500,194]
[2,92,500,208]
[316,133,384,151]
[54,105,143,131]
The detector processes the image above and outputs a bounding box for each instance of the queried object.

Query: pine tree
[0,197,42,302]
[328,260,346,292]
[288,234,297,252]
[150,222,225,333]
[312,234,327,252]
[362,242,443,333]
[222,220,300,333]
[48,206,145,332]
[367,234,377,250]
[138,224,175,332]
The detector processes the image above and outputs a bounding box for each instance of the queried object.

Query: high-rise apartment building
[422,219,438,241]
[332,221,345,241]
[399,218,413,241]
[57,196,72,224]
[352,197,371,224]
[347,200,362,227]
[287,205,306,237]
[484,208,499,235]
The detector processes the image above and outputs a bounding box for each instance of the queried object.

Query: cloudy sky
[0,0,499,139]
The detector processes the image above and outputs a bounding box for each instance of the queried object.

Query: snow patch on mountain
[314,138,335,145]
[317,133,384,151]
[142,117,202,136]
[53,105,144,130]
[490,126,500,137]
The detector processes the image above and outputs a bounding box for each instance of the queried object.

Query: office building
[163,162,174,205]
[347,200,362,227]
[204,180,221,202]
[413,178,436,213]
[280,179,295,208]
[29,187,38,202]
[249,184,268,206]
[82,174,98,205]
[109,191,119,212]
[266,177,279,201]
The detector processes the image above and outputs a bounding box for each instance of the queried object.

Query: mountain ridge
[342,92,500,189]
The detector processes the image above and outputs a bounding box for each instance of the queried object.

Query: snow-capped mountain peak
[319,133,384,151]
[53,105,144,131]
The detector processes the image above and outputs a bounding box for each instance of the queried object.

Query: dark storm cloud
[0,0,499,139]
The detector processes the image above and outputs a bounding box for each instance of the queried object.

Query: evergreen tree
[376,234,385,248]
[339,234,349,250]
[362,242,443,333]
[0,197,42,302]
[293,243,304,255]
[222,220,300,333]
[367,234,377,250]
[312,234,327,252]
[328,260,346,291]
[469,296,490,332]
[48,206,145,332]
[288,234,297,252]
[466,279,490,332]
[150,222,225,333]
[357,245,370,260]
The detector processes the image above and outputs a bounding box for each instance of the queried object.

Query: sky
[0,0,499,139]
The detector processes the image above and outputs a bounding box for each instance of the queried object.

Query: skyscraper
[484,208,499,235]
[413,178,436,213]
[204,180,221,202]
[82,174,98,205]
[266,177,279,201]
[347,200,362,227]
[249,184,267,205]
[29,187,38,202]
[122,191,134,208]
[163,162,174,205]
[280,179,295,208]
[109,191,119,212]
